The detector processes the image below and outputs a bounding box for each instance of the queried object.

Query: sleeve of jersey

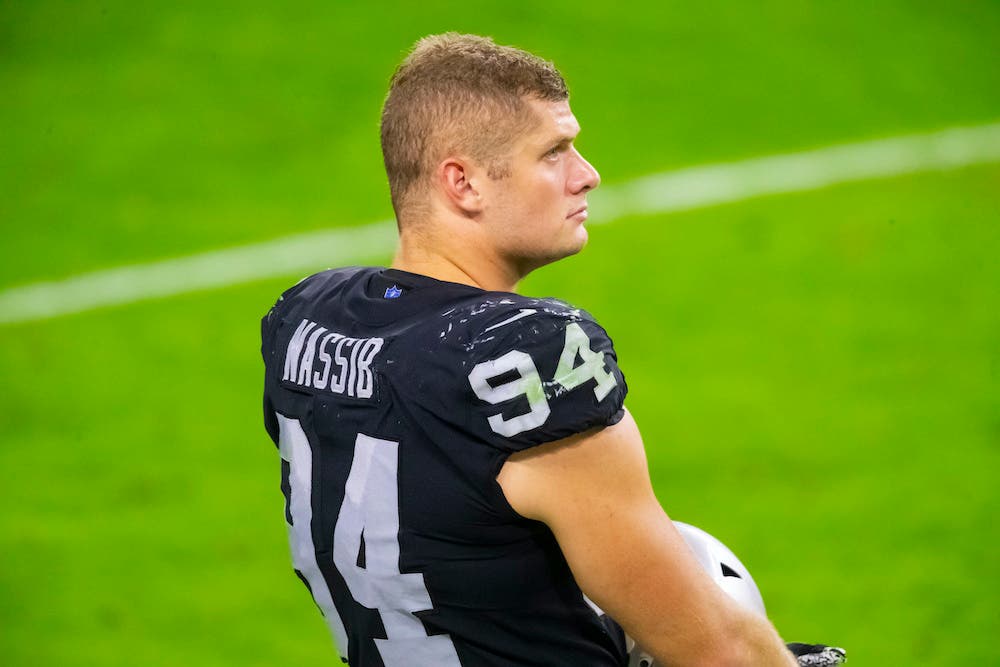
[464,309,628,453]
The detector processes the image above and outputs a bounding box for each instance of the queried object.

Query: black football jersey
[261,267,629,667]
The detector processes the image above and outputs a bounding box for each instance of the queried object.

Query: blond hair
[380,33,568,219]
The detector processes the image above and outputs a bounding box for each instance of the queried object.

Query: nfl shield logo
[384,285,403,299]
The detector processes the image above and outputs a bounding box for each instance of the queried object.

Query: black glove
[787,643,847,666]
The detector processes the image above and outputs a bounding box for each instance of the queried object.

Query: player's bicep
[497,412,747,665]
[496,409,652,522]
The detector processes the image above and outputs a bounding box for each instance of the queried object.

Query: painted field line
[590,121,1000,220]
[2,121,999,325]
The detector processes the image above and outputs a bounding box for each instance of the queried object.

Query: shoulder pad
[452,297,628,451]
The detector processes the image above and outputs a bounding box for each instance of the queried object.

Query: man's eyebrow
[544,134,578,150]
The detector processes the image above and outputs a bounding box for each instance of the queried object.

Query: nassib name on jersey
[282,318,383,399]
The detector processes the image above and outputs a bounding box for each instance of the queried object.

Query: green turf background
[2,1,998,664]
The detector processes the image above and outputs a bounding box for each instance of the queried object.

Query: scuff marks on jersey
[483,308,537,333]
[435,296,589,364]
[463,335,496,352]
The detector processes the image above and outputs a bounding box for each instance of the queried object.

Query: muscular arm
[497,409,797,667]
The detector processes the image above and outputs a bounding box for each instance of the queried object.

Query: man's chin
[520,239,588,275]
[565,226,589,256]
[555,227,590,260]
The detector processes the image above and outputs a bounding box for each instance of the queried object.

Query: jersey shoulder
[436,292,598,349]
[261,267,372,343]
[433,293,629,452]
[262,267,368,321]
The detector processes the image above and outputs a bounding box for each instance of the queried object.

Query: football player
[261,33,842,666]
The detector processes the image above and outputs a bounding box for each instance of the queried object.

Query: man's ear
[437,157,486,216]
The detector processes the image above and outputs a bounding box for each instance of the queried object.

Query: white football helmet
[673,521,766,617]
[626,521,766,667]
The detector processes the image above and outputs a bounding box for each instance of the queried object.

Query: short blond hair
[380,33,569,219]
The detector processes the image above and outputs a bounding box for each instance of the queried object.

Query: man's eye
[545,147,560,159]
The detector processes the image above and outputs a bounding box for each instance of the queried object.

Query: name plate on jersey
[282,318,383,399]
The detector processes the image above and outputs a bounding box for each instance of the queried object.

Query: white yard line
[590,122,1000,219]
[2,122,999,325]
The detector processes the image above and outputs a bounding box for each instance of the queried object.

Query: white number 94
[468,322,617,437]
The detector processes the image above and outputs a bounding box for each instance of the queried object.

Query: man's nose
[571,150,601,193]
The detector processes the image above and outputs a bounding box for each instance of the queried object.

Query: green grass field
[2,1,998,664]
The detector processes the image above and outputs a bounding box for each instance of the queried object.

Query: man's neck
[391,239,521,294]
[389,257,483,289]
